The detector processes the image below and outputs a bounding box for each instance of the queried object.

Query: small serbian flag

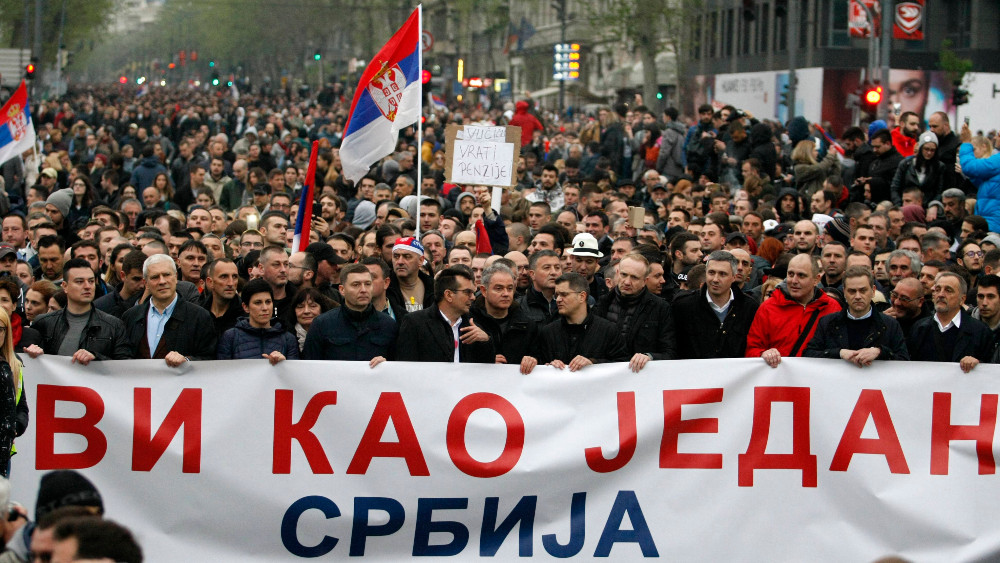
[0,81,36,166]
[292,140,320,252]
[428,93,446,112]
[340,7,422,184]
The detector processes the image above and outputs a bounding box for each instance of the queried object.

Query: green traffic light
[209,61,215,67]
[212,78,219,86]
[314,53,321,61]
[656,92,663,100]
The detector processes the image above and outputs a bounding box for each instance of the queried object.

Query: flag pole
[415,3,424,236]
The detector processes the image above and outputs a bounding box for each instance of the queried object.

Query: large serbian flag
[340,7,422,183]
[0,81,36,165]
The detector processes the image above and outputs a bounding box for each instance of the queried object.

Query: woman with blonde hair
[791,139,839,197]
[0,308,25,477]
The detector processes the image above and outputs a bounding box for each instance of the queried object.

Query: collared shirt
[440,310,462,363]
[934,311,961,333]
[706,289,734,314]
[147,294,179,354]
[846,308,873,321]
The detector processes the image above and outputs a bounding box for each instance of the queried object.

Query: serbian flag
[0,81,36,166]
[340,7,422,183]
[292,141,320,252]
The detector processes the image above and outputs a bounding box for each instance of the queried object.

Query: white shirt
[846,308,873,320]
[934,311,961,333]
[706,289,734,314]
[440,310,462,363]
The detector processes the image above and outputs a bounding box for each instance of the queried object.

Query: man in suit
[121,254,217,366]
[907,271,994,372]
[395,266,493,363]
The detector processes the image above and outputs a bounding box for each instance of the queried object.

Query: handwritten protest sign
[444,124,521,188]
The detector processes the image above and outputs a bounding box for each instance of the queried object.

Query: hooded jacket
[745,287,841,358]
[961,143,1000,232]
[749,123,778,179]
[509,101,543,148]
[129,156,168,191]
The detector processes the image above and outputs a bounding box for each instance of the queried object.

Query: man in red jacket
[891,111,921,157]
[745,254,841,367]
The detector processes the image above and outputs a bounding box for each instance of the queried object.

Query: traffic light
[314,52,321,61]
[952,82,969,106]
[24,62,35,80]
[209,60,215,68]
[211,71,220,86]
[860,81,882,115]
[742,0,756,21]
[780,85,789,108]
[421,69,432,84]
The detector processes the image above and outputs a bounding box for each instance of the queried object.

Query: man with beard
[470,264,538,365]
[891,111,921,157]
[526,164,564,210]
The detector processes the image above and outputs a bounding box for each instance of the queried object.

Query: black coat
[536,313,628,365]
[519,285,557,325]
[907,310,994,362]
[670,287,759,359]
[31,307,132,360]
[470,298,538,364]
[396,304,494,363]
[302,305,398,361]
[122,297,218,360]
[94,286,142,319]
[593,289,675,359]
[890,156,943,206]
[804,309,909,360]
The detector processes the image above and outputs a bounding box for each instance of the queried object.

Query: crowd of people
[0,83,999,560]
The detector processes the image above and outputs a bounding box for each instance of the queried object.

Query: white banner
[9,358,1000,562]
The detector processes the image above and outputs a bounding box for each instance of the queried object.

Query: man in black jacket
[521,272,627,374]
[470,263,537,365]
[303,263,397,365]
[908,271,994,372]
[396,266,493,363]
[672,250,758,358]
[26,258,132,363]
[593,253,674,372]
[866,129,904,188]
[121,254,217,366]
[805,266,909,365]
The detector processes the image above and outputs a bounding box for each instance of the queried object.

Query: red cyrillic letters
[830,389,908,473]
[447,393,524,478]
[273,390,337,474]
[347,392,429,476]
[132,388,203,473]
[739,387,817,487]
[930,392,998,475]
[660,388,723,469]
[35,385,107,469]
[585,392,636,473]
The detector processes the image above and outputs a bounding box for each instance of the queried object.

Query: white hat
[568,233,603,258]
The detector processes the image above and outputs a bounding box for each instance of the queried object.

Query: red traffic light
[421,69,431,84]
[864,86,882,105]
[119,76,127,84]
[25,63,35,79]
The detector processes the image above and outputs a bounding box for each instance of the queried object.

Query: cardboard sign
[444,124,521,188]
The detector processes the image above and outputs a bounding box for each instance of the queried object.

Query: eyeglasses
[449,288,475,297]
[890,292,920,304]
[965,250,985,258]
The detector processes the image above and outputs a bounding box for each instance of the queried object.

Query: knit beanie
[35,470,104,520]
[46,188,73,218]
[916,131,939,154]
